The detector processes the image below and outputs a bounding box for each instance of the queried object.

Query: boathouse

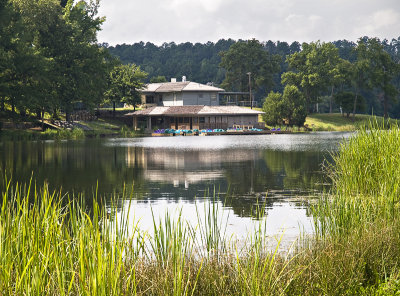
[127,78,264,131]
[127,105,264,131]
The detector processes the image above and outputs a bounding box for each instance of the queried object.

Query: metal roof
[126,106,264,116]
[142,81,224,93]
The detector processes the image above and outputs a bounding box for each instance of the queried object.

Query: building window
[159,95,163,102]
[198,94,203,99]
[211,94,217,101]
[199,117,205,123]
[146,95,154,104]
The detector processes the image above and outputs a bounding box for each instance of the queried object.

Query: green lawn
[304,113,398,131]
[77,118,123,135]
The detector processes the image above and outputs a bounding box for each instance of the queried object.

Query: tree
[282,41,340,112]
[220,39,281,101]
[262,85,306,126]
[334,91,365,117]
[366,38,399,118]
[105,64,147,114]
[11,0,110,120]
[282,85,307,126]
[262,91,285,126]
[349,39,371,119]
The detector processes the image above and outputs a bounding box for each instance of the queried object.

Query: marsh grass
[0,176,299,295]
[42,128,85,140]
[304,119,400,294]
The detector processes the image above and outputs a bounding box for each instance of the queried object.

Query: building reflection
[126,147,261,189]
[124,146,328,218]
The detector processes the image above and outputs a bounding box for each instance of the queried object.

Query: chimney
[182,76,186,82]
[171,78,177,83]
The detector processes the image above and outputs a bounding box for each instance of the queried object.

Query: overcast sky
[97,0,400,46]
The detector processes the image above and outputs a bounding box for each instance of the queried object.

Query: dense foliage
[262,85,307,126]
[219,39,281,95]
[104,64,147,113]
[105,39,236,85]
[107,37,400,119]
[0,0,149,122]
[0,0,115,120]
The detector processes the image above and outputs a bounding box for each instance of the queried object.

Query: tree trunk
[113,101,116,117]
[383,93,388,118]
[0,98,4,112]
[329,85,334,113]
[36,109,42,120]
[352,87,358,121]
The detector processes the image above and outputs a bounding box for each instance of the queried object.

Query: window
[211,94,217,101]
[198,94,203,99]
[146,95,154,104]
[199,117,205,123]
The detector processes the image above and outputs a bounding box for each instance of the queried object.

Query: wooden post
[147,116,152,131]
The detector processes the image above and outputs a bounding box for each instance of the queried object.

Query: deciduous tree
[220,39,280,99]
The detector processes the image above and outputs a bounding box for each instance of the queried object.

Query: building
[127,78,264,132]
[141,78,224,107]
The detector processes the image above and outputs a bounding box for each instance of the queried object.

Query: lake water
[0,132,351,245]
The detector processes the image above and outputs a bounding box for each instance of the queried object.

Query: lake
[0,132,351,244]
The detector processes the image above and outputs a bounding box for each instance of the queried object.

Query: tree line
[108,37,400,122]
[262,38,400,125]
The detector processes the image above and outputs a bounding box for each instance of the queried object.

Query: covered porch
[133,115,230,131]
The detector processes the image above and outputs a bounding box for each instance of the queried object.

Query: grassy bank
[304,113,398,131]
[0,119,142,140]
[252,108,393,132]
[1,123,400,294]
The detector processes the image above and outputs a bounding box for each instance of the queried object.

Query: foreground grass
[0,181,296,295]
[2,122,400,295]
[310,122,400,294]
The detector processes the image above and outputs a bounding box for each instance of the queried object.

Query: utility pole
[247,72,252,109]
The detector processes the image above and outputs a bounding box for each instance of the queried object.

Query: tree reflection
[0,139,332,218]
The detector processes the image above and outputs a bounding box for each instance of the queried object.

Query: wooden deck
[151,130,292,137]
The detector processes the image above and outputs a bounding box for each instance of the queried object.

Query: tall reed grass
[314,120,400,237]
[0,177,297,295]
[305,120,400,294]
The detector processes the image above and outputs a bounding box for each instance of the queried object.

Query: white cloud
[96,0,400,45]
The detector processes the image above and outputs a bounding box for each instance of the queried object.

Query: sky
[96,0,400,46]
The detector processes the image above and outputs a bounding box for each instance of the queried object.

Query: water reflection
[0,133,350,222]
[0,133,353,244]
